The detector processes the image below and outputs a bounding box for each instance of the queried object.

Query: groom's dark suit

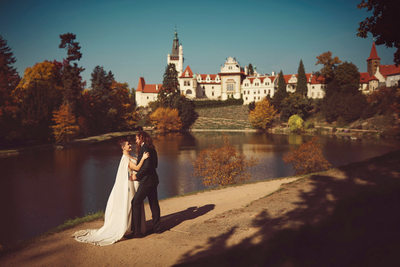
[131,143,161,235]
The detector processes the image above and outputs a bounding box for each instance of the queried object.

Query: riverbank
[0,131,139,158]
[1,149,399,266]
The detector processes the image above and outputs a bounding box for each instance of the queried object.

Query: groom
[130,130,161,237]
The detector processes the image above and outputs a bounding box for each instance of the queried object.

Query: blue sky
[0,0,396,89]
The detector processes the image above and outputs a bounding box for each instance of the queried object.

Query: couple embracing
[74,131,161,246]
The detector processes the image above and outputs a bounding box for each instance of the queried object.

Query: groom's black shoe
[125,232,144,239]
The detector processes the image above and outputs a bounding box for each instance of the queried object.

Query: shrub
[249,98,277,130]
[193,137,256,186]
[283,137,331,175]
[288,114,304,133]
[150,107,182,133]
[52,103,80,144]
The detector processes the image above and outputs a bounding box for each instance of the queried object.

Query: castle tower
[167,30,184,76]
[367,42,381,77]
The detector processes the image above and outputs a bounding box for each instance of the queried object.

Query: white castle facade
[136,32,400,107]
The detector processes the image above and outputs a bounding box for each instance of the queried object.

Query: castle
[135,32,400,107]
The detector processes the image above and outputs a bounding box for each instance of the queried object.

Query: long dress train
[73,155,145,246]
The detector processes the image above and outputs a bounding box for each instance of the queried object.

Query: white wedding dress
[73,155,145,246]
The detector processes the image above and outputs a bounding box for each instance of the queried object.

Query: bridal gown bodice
[73,154,145,246]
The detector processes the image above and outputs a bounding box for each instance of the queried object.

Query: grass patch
[48,211,104,234]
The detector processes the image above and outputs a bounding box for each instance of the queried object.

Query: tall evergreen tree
[296,59,308,98]
[271,70,288,111]
[158,63,180,107]
[248,64,254,75]
[59,33,84,112]
[0,35,21,144]
[85,66,115,133]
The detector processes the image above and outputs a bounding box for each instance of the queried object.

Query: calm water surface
[0,132,398,246]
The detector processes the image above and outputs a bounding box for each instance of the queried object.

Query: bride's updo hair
[135,131,154,155]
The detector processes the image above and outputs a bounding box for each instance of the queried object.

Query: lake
[0,131,398,246]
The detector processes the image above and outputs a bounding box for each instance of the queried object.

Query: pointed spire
[367,42,381,61]
[171,28,179,56]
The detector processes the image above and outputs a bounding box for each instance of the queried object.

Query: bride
[73,139,149,246]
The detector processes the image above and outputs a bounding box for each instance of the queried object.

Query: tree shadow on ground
[146,204,215,234]
[175,150,400,266]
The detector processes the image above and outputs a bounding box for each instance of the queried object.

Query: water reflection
[0,132,398,246]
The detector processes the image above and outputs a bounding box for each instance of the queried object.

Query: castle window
[212,92,214,96]
[264,90,266,94]
[227,83,234,91]
[246,97,248,100]
[185,71,189,77]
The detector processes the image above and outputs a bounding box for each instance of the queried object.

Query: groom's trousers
[132,182,161,234]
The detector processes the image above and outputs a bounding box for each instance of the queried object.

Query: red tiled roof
[379,64,400,77]
[136,77,162,93]
[198,74,219,81]
[310,74,325,84]
[359,72,378,82]
[180,65,194,78]
[367,42,381,61]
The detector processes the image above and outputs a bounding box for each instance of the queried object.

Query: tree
[280,93,312,122]
[288,114,304,133]
[158,63,180,107]
[322,62,367,123]
[173,94,198,130]
[248,63,254,75]
[83,66,115,133]
[52,102,79,143]
[296,59,308,98]
[59,33,84,111]
[0,35,20,143]
[283,137,331,175]
[193,137,256,186]
[150,107,182,133]
[357,0,400,65]
[315,51,342,83]
[155,63,198,130]
[249,97,277,130]
[12,60,63,141]
[271,70,288,111]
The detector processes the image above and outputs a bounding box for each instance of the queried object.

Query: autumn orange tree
[52,102,80,144]
[283,137,331,175]
[249,97,277,130]
[193,137,256,186]
[150,107,182,133]
[12,60,63,140]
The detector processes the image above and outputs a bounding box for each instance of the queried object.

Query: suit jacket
[136,144,159,186]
